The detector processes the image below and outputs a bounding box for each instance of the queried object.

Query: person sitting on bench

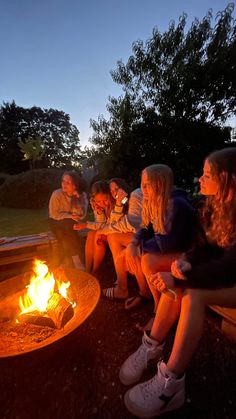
[119,147,236,418]
[49,171,88,270]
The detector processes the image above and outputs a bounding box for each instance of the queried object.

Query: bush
[0,169,64,209]
[0,172,10,186]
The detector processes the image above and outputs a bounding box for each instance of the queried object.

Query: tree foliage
[89,4,236,187]
[0,101,82,174]
[18,136,44,170]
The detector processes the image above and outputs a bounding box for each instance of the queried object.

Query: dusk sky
[0,0,234,147]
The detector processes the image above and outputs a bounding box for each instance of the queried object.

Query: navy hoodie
[135,188,196,254]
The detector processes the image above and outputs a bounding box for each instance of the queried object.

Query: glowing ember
[19,259,74,315]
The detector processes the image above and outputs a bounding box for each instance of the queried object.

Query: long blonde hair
[142,164,173,234]
[203,147,236,247]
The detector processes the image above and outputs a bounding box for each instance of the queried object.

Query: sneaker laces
[140,371,172,401]
[131,338,154,371]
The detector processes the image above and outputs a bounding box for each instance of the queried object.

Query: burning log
[18,311,55,328]
[18,293,74,329]
[47,292,74,329]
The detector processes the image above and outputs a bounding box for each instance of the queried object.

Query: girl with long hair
[120,148,236,418]
[48,171,88,270]
[124,164,195,311]
[102,178,143,299]
[74,178,143,277]
[75,180,114,274]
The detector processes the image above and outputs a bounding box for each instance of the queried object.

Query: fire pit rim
[0,268,100,358]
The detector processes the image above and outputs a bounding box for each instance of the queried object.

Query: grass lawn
[0,207,49,237]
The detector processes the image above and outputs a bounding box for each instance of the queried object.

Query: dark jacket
[174,241,236,289]
[135,188,196,254]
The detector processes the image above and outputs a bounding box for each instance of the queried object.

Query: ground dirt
[0,256,236,419]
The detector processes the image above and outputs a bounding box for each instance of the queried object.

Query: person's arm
[109,188,128,222]
[86,208,108,230]
[175,244,236,289]
[49,191,73,220]
[100,189,143,234]
[72,191,88,220]
[153,198,195,253]
[171,244,236,289]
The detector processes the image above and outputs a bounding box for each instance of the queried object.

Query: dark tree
[0,101,82,174]
[89,4,235,187]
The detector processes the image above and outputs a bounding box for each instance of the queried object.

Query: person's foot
[75,262,86,271]
[103,286,128,300]
[135,316,155,332]
[124,361,185,417]
[119,331,164,385]
[125,293,152,311]
[72,255,85,271]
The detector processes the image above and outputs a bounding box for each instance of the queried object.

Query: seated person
[123,164,195,312]
[74,180,114,274]
[102,178,143,300]
[48,171,88,270]
[119,148,236,418]
[75,178,143,287]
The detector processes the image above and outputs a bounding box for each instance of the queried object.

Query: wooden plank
[222,319,236,342]
[209,305,236,342]
[0,232,57,252]
[0,251,37,266]
[210,305,236,325]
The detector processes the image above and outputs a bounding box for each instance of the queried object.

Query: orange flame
[19,259,73,315]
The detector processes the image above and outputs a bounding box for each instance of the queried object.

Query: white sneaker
[119,332,164,385]
[124,360,185,418]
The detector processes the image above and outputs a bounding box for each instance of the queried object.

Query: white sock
[160,361,179,380]
[72,255,85,270]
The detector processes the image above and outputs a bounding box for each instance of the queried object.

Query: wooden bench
[0,232,59,280]
[209,305,236,342]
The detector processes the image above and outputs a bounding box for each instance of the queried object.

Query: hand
[73,191,80,199]
[73,222,87,230]
[71,213,80,221]
[115,188,128,206]
[90,198,104,215]
[125,243,140,274]
[171,260,192,280]
[149,272,175,293]
[95,232,107,245]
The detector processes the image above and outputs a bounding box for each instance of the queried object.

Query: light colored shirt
[49,189,88,221]
[87,188,143,233]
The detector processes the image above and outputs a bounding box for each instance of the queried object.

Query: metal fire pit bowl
[0,268,100,358]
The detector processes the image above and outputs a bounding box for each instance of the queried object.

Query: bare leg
[135,252,180,331]
[92,232,107,274]
[85,230,96,273]
[141,252,180,311]
[167,285,236,376]
[107,232,151,300]
[105,233,134,298]
[150,292,182,342]
[135,256,151,298]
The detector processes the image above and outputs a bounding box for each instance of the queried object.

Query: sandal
[102,287,128,300]
[124,293,153,311]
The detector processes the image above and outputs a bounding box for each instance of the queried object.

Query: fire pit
[0,262,100,358]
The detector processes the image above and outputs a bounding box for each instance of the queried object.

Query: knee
[182,288,205,308]
[141,253,152,277]
[115,250,126,268]
[87,230,95,240]
[107,233,119,245]
[107,233,125,249]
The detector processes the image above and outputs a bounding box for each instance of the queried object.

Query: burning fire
[19,259,75,315]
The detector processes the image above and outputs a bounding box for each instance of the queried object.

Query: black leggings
[48,218,81,260]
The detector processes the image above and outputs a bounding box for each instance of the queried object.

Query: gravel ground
[0,257,236,419]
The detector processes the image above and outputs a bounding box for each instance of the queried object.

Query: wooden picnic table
[0,232,58,280]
